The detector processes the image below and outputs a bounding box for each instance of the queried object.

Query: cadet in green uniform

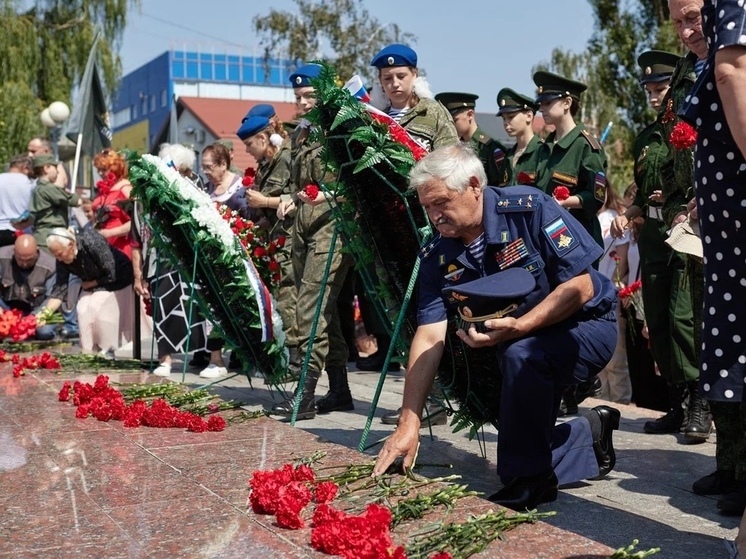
[434,92,512,186]
[610,50,708,440]
[28,154,81,249]
[237,113,298,363]
[528,71,608,249]
[270,64,353,420]
[496,88,541,179]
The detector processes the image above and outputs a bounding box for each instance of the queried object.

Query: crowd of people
[1,0,744,548]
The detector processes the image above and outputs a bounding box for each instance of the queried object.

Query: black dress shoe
[381,404,448,426]
[717,481,746,516]
[487,471,558,511]
[591,405,621,479]
[356,351,401,372]
[693,470,736,495]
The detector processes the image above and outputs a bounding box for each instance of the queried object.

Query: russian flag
[343,75,371,103]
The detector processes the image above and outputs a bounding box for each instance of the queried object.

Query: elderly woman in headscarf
[47,227,133,357]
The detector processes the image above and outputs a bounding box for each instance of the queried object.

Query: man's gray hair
[408,143,487,194]
[158,143,197,173]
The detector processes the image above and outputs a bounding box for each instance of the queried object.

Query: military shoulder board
[418,236,441,260]
[581,130,603,151]
[495,194,537,212]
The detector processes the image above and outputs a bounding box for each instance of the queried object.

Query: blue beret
[237,115,271,141]
[243,104,276,123]
[371,44,417,69]
[441,268,536,332]
[289,63,322,88]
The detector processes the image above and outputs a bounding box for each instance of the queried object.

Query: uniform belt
[646,206,663,221]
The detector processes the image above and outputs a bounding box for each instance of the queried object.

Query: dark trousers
[497,311,617,481]
[625,312,669,412]
[0,230,16,248]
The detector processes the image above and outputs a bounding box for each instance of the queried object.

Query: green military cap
[532,70,587,104]
[637,50,681,85]
[434,92,478,115]
[216,139,234,150]
[31,154,59,168]
[496,88,539,115]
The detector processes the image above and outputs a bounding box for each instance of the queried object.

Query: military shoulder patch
[594,172,607,203]
[493,148,505,165]
[581,129,603,151]
[543,217,577,255]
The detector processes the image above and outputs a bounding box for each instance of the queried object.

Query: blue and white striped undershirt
[466,232,486,273]
[388,107,408,124]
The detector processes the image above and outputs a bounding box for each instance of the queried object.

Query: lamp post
[40,101,71,161]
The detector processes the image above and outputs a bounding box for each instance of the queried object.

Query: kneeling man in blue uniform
[373,144,621,510]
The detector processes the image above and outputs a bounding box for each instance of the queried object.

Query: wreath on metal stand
[305,64,503,446]
[128,153,288,385]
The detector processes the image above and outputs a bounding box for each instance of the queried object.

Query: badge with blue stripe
[543,217,576,254]
[495,238,529,270]
[493,148,505,166]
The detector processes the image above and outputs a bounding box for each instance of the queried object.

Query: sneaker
[153,363,172,377]
[199,364,227,379]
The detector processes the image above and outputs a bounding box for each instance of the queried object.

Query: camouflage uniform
[398,98,459,152]
[289,127,351,376]
[256,143,297,349]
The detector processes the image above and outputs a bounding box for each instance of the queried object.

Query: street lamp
[40,101,70,161]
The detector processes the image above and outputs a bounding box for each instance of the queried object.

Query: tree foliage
[253,0,416,85]
[534,0,683,189]
[0,0,137,164]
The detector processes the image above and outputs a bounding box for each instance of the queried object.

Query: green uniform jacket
[658,53,697,227]
[398,98,458,152]
[530,123,607,247]
[29,178,80,247]
[469,126,512,186]
[256,143,293,233]
[509,135,542,182]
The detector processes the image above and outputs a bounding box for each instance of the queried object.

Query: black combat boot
[643,383,688,434]
[270,369,320,420]
[683,381,712,443]
[317,367,354,413]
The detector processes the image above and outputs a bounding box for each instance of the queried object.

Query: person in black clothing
[47,227,133,356]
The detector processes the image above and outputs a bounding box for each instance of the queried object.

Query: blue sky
[120,0,596,113]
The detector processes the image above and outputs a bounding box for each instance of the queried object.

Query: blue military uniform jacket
[417,186,615,328]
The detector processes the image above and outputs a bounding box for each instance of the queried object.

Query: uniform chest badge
[543,217,577,254]
[495,238,529,270]
[444,265,464,282]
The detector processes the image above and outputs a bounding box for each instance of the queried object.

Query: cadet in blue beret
[368,44,457,153]
[373,144,620,511]
[365,45,457,419]
[434,92,513,187]
[243,103,275,122]
[268,62,353,421]
[496,88,542,179]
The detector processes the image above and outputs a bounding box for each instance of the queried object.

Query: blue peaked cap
[441,268,536,331]
[289,63,322,87]
[236,115,271,141]
[371,44,417,69]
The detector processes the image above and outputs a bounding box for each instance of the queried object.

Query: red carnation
[553,186,571,201]
[304,184,320,200]
[516,171,533,185]
[669,121,698,150]
[58,381,72,402]
[206,415,226,432]
[314,481,339,504]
